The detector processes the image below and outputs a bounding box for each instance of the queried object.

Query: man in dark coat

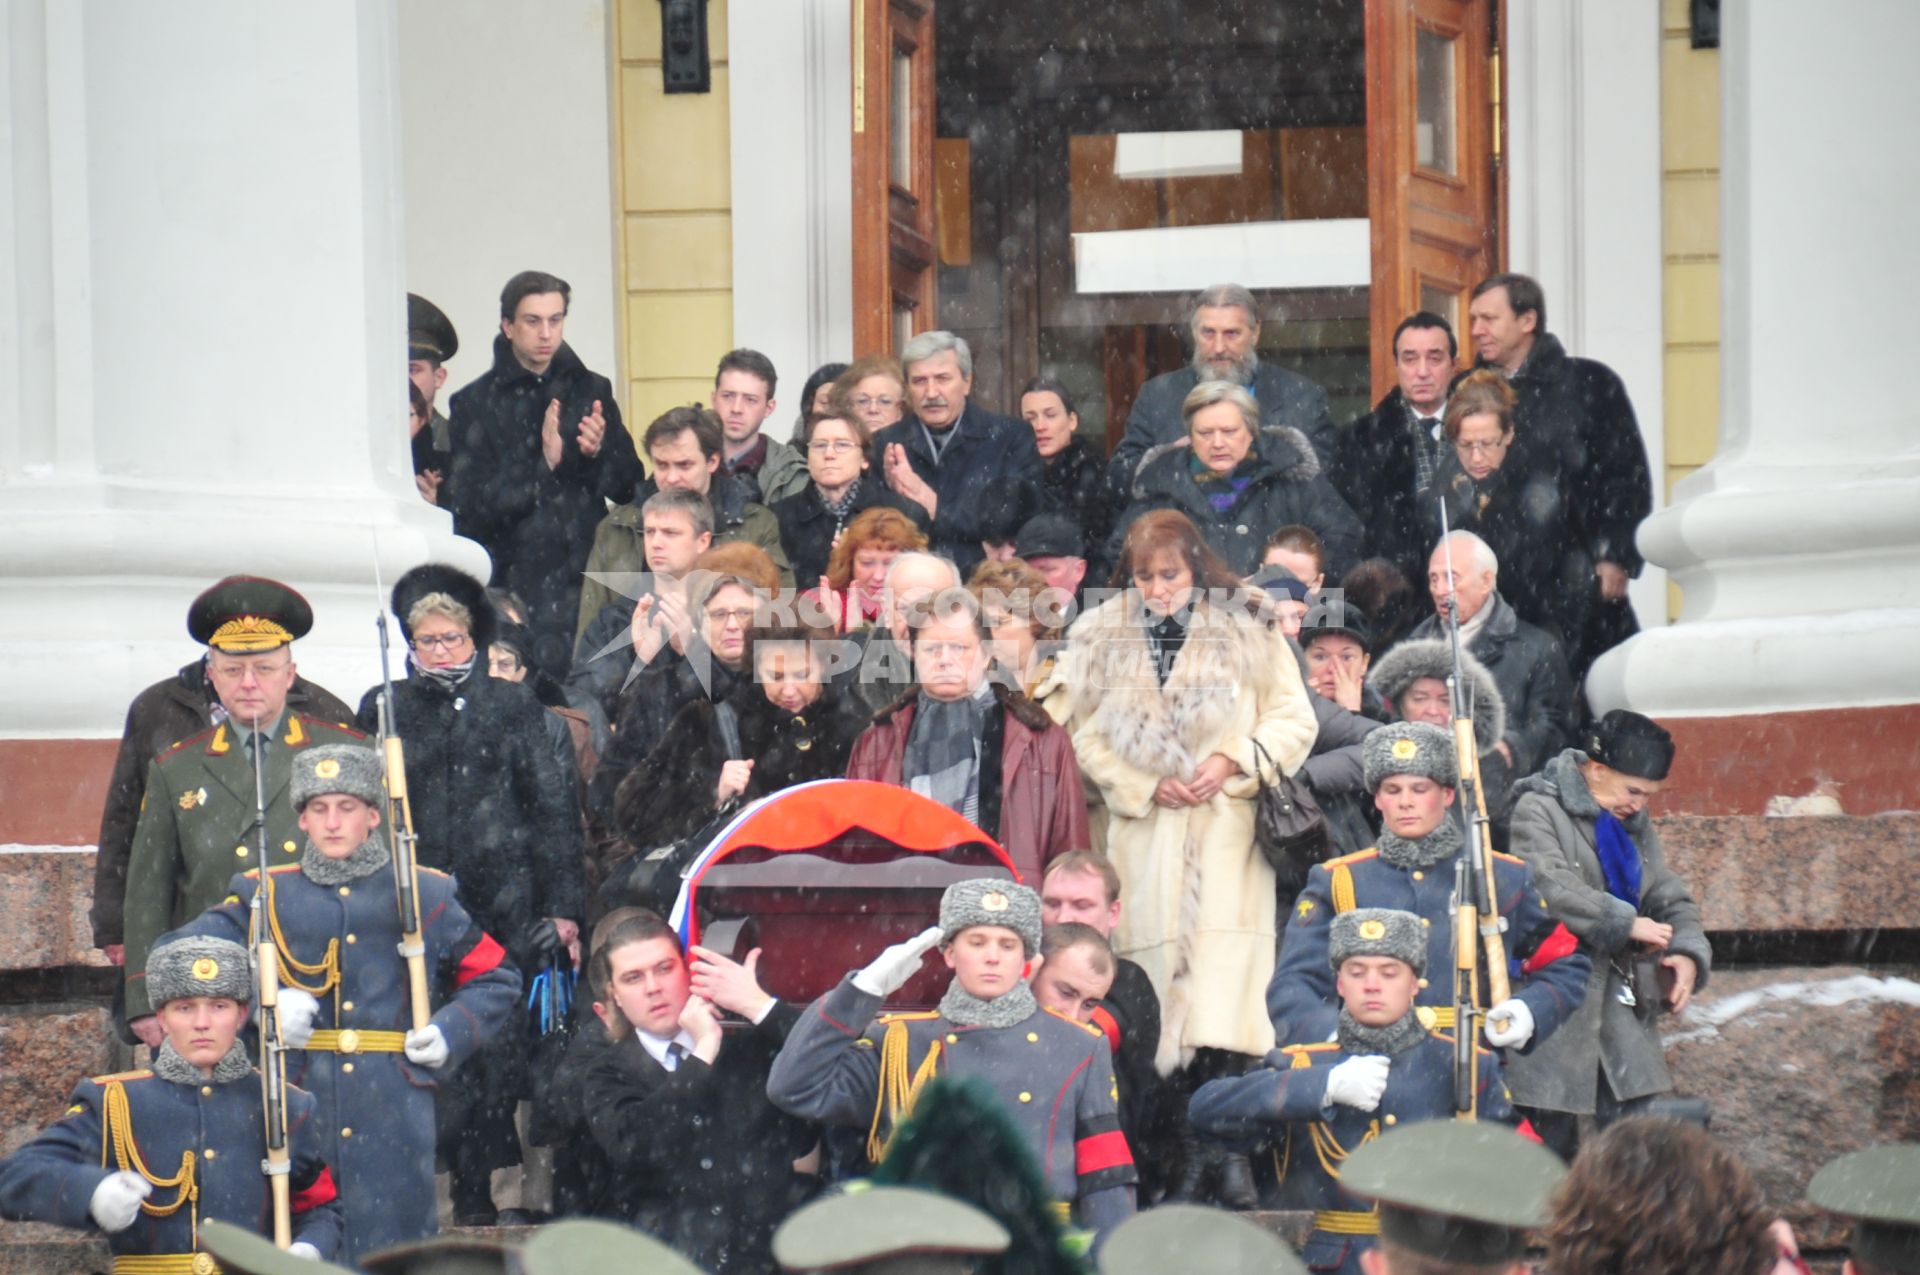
[1109,283,1337,502]
[1406,533,1575,786]
[92,605,352,969]
[354,563,587,1223]
[1330,311,1459,587]
[1112,420,1364,579]
[444,270,642,680]
[872,330,1043,579]
[1468,274,1653,674]
[560,909,816,1272]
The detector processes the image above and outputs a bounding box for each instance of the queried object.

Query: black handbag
[1250,739,1332,892]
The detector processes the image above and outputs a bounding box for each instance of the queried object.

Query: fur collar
[1377,814,1464,870]
[1337,1008,1429,1057]
[153,1039,254,1086]
[872,680,1053,733]
[1130,424,1322,500]
[1516,747,1650,835]
[1066,591,1279,780]
[939,979,1038,1029]
[301,829,391,885]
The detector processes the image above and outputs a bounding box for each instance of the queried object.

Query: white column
[0,0,487,740]
[1588,0,1920,715]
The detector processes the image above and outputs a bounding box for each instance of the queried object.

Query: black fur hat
[390,563,496,654]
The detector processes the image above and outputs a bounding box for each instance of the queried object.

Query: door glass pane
[891,49,913,188]
[1420,282,1458,336]
[1415,28,1457,175]
[893,302,915,351]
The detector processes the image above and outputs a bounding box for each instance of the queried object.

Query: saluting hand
[577,400,607,459]
[541,398,565,470]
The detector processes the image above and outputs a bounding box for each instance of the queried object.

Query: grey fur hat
[290,743,383,810]
[1329,908,1427,974]
[940,878,1043,956]
[148,935,253,1006]
[1368,639,1507,751]
[1363,721,1458,790]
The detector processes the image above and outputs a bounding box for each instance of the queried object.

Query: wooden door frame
[851,0,936,357]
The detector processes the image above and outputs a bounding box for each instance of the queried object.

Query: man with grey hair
[1403,530,1574,787]
[874,330,1043,577]
[1109,283,1336,501]
[833,550,962,719]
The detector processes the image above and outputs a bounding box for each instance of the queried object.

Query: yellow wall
[613,0,734,433]
[1660,0,1719,499]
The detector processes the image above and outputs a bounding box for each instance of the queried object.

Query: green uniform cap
[1097,1204,1306,1275]
[187,575,314,653]
[1809,1145,1920,1274]
[522,1218,709,1274]
[773,1186,1011,1273]
[1341,1120,1566,1264]
[199,1220,358,1275]
[407,293,459,363]
[358,1234,516,1275]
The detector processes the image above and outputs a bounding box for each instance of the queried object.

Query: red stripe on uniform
[1515,1118,1543,1145]
[1089,1006,1121,1055]
[1520,923,1578,975]
[291,1166,339,1212]
[455,933,507,988]
[1075,1130,1133,1176]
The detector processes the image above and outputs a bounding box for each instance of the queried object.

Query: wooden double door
[852,0,1503,410]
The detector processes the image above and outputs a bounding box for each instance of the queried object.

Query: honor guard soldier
[1340,1120,1566,1275]
[1268,722,1589,1055]
[167,743,521,1260]
[1810,1145,1920,1275]
[768,879,1138,1239]
[123,576,367,1039]
[1192,909,1520,1274]
[774,1187,1011,1274]
[1099,1204,1307,1275]
[0,937,343,1270]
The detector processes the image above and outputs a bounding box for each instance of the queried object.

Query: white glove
[1484,998,1535,1049]
[89,1170,151,1232]
[276,988,321,1048]
[1324,1054,1391,1112]
[852,925,945,998]
[288,1241,322,1260]
[404,1024,449,1068]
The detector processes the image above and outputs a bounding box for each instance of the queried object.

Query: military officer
[408,293,458,505]
[1267,721,1590,1055]
[0,936,344,1269]
[168,743,522,1260]
[773,1187,1011,1274]
[1099,1204,1307,1275]
[123,576,367,1039]
[1340,1119,1567,1275]
[1810,1145,1920,1275]
[767,879,1138,1238]
[1191,908,1519,1274]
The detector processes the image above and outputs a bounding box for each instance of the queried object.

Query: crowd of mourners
[6,271,1909,1275]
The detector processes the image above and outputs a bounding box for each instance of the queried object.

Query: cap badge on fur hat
[314,759,341,780]
[1392,738,1418,760]
[1358,919,1386,941]
[981,892,1009,913]
[192,957,220,981]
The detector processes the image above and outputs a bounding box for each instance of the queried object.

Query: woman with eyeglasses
[1424,369,1592,650]
[773,409,929,589]
[353,563,587,1226]
[828,352,908,438]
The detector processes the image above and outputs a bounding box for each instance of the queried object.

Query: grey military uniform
[767,976,1138,1236]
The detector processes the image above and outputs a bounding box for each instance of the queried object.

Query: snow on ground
[1664,973,1920,1046]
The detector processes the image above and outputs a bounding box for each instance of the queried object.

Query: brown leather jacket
[845,682,1090,885]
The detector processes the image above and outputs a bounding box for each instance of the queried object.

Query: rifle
[248,716,293,1246]
[373,554,433,1032]
[1438,505,1512,1118]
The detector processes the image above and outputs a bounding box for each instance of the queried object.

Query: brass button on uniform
[338,886,350,897]
[945,1034,958,1044]
[341,1063,354,1074]
[283,840,297,853]
[1027,1032,1039,1043]
[201,1086,213,1097]
[341,1001,355,1012]
[1018,1092,1033,1104]
[1421,918,1432,928]
[340,1127,353,1139]
[1384,1114,1398,1126]
[1412,871,1424,881]
[235,846,248,858]
[338,1029,361,1053]
[345,934,357,945]
[203,1149,217,1160]
[194,1254,219,1275]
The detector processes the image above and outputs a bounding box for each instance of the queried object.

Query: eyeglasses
[808,439,860,455]
[852,395,898,411]
[706,607,756,627]
[412,633,471,652]
[1455,439,1509,456]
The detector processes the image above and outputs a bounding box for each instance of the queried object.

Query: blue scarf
[1593,811,1642,909]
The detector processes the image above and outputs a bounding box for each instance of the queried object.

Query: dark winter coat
[1039,438,1118,580]
[829,629,916,723]
[614,685,869,849]
[90,660,352,948]
[844,683,1091,885]
[1329,386,1444,588]
[1296,691,1389,859]
[1407,592,1575,782]
[869,401,1045,578]
[354,664,587,961]
[588,645,746,826]
[1423,450,1593,652]
[1111,363,1337,503]
[444,336,642,678]
[1506,750,1711,1111]
[571,1010,817,1273]
[773,480,931,590]
[1112,427,1365,578]
[1096,957,1163,1182]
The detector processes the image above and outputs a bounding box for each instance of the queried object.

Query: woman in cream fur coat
[1051,509,1317,1076]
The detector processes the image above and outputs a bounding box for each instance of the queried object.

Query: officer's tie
[664,1041,688,1072]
